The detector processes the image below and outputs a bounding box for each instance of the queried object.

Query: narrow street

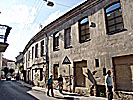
[0,80,55,100]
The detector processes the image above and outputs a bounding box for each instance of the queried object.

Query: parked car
[6,76,11,81]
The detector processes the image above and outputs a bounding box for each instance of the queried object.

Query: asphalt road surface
[0,80,38,100]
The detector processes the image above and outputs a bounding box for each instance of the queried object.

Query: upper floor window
[41,40,44,57]
[26,54,27,67]
[53,32,59,51]
[28,50,30,61]
[64,27,71,49]
[32,46,34,59]
[79,17,90,43]
[35,43,38,58]
[105,2,124,34]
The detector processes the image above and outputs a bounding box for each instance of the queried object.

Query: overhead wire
[28,1,45,35]
[27,1,72,36]
[21,0,77,41]
[55,2,71,8]
[20,0,38,34]
[19,0,42,40]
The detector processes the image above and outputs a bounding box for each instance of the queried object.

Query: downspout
[45,33,49,82]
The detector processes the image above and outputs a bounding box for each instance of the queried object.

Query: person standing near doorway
[105,70,113,100]
[47,75,54,97]
[58,74,63,93]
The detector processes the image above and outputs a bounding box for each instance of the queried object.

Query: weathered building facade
[15,52,25,81]
[47,0,133,99]
[23,0,133,99]
[23,33,47,86]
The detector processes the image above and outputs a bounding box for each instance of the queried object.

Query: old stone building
[23,34,47,86]
[23,0,133,99]
[47,0,133,99]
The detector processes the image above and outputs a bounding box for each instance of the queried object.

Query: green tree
[18,65,24,73]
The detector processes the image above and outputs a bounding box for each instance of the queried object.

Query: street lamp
[43,0,54,7]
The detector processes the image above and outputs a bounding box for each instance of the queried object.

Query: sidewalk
[32,86,108,100]
[17,80,108,100]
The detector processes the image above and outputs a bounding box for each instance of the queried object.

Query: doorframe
[73,60,87,91]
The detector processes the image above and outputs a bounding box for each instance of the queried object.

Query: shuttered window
[64,27,71,48]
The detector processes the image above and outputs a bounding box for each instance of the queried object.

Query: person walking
[58,74,63,93]
[47,75,54,97]
[105,70,113,100]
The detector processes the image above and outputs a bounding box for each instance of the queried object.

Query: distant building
[15,52,25,81]
[0,25,11,79]
[2,58,15,70]
[23,36,46,86]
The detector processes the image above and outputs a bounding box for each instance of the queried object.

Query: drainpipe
[45,34,49,82]
[69,65,72,92]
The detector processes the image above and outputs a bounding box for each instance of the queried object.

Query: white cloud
[0,4,37,25]
[43,10,63,26]
[2,4,38,60]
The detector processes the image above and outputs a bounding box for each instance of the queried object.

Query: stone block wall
[22,0,133,99]
[48,0,133,97]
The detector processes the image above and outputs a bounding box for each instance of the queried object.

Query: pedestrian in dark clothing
[58,74,63,93]
[47,75,54,97]
[105,70,113,100]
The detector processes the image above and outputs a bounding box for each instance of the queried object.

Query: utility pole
[69,65,72,92]
[45,34,49,82]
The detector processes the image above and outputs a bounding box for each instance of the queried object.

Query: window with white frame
[41,40,44,57]
[35,43,38,58]
[64,27,71,48]
[53,32,59,51]
[32,46,34,59]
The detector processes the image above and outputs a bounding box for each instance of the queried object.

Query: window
[28,50,30,61]
[53,32,59,51]
[41,40,44,57]
[26,54,27,67]
[32,47,34,59]
[95,59,99,67]
[79,17,90,43]
[53,64,59,80]
[105,2,124,34]
[35,43,38,58]
[64,27,71,48]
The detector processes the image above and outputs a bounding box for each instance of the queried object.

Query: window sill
[107,29,127,35]
[116,91,133,95]
[80,38,91,43]
[65,45,73,49]
[53,48,60,51]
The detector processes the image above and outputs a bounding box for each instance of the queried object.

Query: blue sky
[0,0,86,61]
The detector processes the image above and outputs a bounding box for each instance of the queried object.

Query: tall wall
[48,0,133,99]
[22,0,133,99]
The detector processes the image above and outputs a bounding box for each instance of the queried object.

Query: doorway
[74,60,87,87]
[113,55,133,91]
